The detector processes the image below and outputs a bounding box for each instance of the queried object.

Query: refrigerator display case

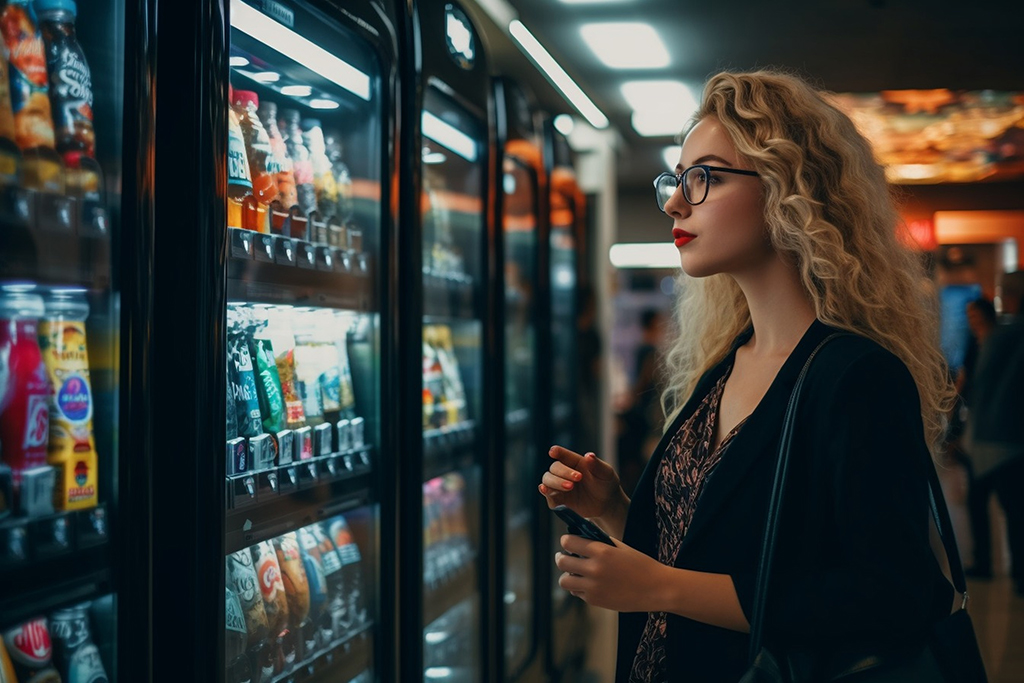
[494,77,545,683]
[544,124,588,678]
[0,0,129,679]
[400,2,493,681]
[148,0,398,681]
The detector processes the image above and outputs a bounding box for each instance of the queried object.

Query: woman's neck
[732,254,817,357]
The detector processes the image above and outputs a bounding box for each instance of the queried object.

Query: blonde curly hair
[660,69,954,454]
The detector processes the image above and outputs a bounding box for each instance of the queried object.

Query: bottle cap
[44,287,90,319]
[0,283,44,319]
[233,90,259,109]
[35,0,77,16]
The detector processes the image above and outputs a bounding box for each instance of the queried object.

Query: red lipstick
[673,227,696,247]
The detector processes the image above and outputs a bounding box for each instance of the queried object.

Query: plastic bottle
[0,284,51,510]
[227,86,253,230]
[300,119,337,224]
[0,0,63,192]
[278,108,317,219]
[233,90,276,234]
[255,100,297,212]
[323,130,353,223]
[39,288,98,510]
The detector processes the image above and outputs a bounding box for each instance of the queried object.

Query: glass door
[223,1,385,681]
[500,154,539,680]
[419,84,486,683]
[0,0,124,679]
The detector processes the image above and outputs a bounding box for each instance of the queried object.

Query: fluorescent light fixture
[561,0,631,3]
[252,71,280,83]
[509,20,608,129]
[422,111,478,162]
[231,0,370,101]
[309,98,340,110]
[609,242,681,269]
[555,265,574,287]
[425,668,453,680]
[280,84,313,97]
[553,114,574,136]
[229,55,249,67]
[622,80,698,137]
[662,145,681,170]
[422,151,447,164]
[424,631,449,645]
[580,23,669,69]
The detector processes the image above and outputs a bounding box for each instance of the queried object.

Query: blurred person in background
[617,308,668,496]
[538,70,959,682]
[964,271,1024,595]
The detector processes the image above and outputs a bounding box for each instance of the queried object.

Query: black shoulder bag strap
[747,332,972,665]
[747,332,849,662]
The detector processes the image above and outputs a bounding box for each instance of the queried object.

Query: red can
[0,285,51,509]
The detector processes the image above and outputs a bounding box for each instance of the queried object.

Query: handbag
[740,333,988,683]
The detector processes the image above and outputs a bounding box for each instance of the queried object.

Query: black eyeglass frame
[653,165,760,210]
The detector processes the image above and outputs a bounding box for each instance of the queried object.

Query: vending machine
[148,0,400,681]
[399,1,495,681]
[494,76,546,683]
[0,0,143,678]
[543,121,589,681]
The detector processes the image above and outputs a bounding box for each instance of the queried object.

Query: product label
[1,5,56,149]
[64,643,107,683]
[49,49,94,142]
[7,619,51,664]
[258,555,283,601]
[49,612,88,649]
[23,392,49,449]
[225,589,247,634]
[57,375,91,421]
[228,125,252,189]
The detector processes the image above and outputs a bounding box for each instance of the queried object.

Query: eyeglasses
[653,165,760,211]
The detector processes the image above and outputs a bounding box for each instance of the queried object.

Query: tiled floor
[937,456,1024,683]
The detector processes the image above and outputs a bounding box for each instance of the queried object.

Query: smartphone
[553,505,615,546]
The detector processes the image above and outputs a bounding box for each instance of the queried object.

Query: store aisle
[938,457,1024,682]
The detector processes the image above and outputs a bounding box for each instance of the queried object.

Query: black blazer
[615,320,953,682]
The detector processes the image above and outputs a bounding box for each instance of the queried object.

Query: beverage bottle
[0,0,63,192]
[299,119,337,226]
[323,130,353,224]
[232,90,276,234]
[38,289,98,511]
[309,522,345,640]
[278,108,317,220]
[2,617,62,682]
[0,32,22,188]
[328,515,367,629]
[227,86,254,230]
[49,604,109,683]
[255,100,297,212]
[273,532,311,629]
[0,284,51,510]
[296,527,329,653]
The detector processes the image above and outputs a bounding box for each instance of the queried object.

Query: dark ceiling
[460,0,1024,190]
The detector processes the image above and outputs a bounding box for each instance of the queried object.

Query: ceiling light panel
[662,145,681,170]
[579,23,669,69]
[623,81,699,137]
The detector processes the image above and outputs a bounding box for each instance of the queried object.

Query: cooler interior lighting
[231,0,371,101]
[423,111,478,162]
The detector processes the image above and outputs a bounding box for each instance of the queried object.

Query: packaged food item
[49,603,109,683]
[224,585,248,671]
[258,306,305,429]
[227,308,263,439]
[0,0,62,193]
[256,100,296,211]
[248,336,285,435]
[227,87,253,230]
[0,48,21,186]
[296,527,329,633]
[225,369,238,440]
[290,309,325,427]
[251,540,289,636]
[226,550,270,645]
[3,617,62,682]
[278,108,316,220]
[0,285,51,510]
[38,289,98,510]
[273,532,310,627]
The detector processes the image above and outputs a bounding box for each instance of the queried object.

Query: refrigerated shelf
[422,423,477,482]
[271,621,374,683]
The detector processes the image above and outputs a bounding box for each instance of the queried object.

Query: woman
[538,70,958,682]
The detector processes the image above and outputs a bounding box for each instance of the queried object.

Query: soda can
[3,617,62,682]
[49,604,109,683]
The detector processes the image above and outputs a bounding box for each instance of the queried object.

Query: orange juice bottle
[227,86,253,230]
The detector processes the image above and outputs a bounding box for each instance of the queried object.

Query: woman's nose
[663,183,691,218]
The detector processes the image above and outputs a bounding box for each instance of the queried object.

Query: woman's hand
[538,446,626,521]
[555,534,672,613]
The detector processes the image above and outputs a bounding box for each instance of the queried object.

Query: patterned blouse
[629,370,748,683]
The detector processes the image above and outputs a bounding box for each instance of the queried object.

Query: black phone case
[553,505,614,546]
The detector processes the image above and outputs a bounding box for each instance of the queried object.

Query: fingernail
[573,472,582,481]
[538,484,546,493]
[562,481,573,490]
[585,452,595,459]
